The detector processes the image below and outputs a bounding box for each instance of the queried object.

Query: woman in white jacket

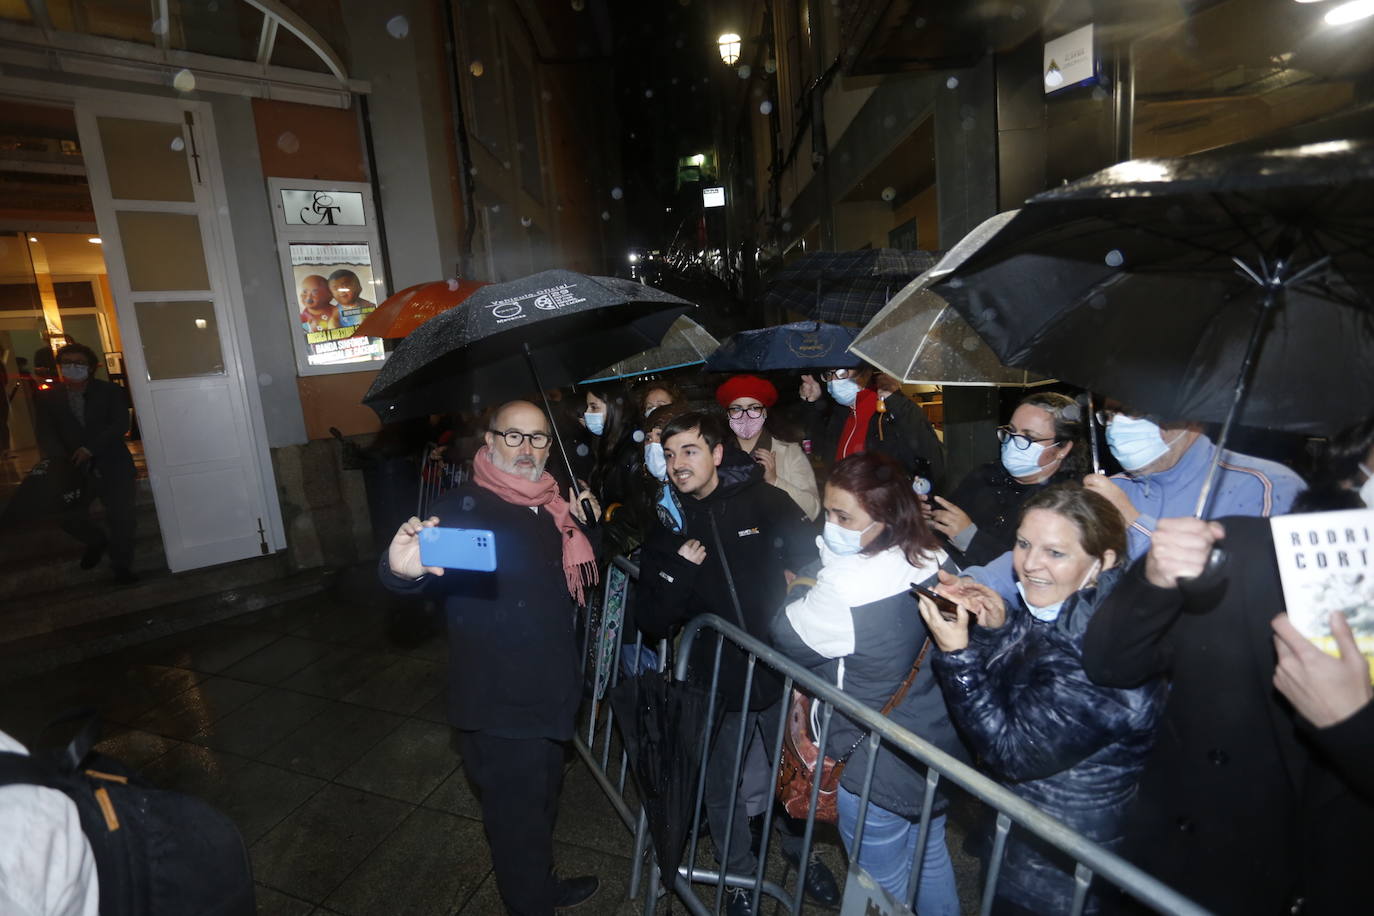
[771,452,969,915]
[716,375,821,520]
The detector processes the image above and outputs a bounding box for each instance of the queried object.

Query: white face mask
[1359,462,1374,509]
[822,519,877,556]
[644,442,668,481]
[1106,414,1180,472]
[1017,559,1101,622]
[827,377,861,407]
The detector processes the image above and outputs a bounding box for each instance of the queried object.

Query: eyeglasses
[820,368,855,382]
[490,429,551,449]
[726,404,765,419]
[996,426,1060,450]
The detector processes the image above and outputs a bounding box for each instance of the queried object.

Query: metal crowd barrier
[574,555,1212,916]
[417,448,470,519]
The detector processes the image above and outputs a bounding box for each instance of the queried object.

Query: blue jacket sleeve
[932,627,1153,782]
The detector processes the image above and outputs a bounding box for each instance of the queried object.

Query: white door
[74,98,281,572]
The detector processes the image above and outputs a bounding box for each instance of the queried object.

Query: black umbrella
[765,249,941,323]
[608,671,720,890]
[932,140,1374,515]
[363,270,692,502]
[704,320,862,373]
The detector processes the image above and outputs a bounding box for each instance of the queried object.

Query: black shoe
[797,853,841,907]
[79,541,106,570]
[553,874,598,909]
[724,886,754,916]
[112,568,139,585]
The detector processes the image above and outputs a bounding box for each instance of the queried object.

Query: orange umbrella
[349,279,487,339]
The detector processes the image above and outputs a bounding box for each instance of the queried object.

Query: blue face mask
[1000,436,1060,480]
[644,442,668,481]
[822,520,877,556]
[583,411,605,436]
[827,377,861,407]
[60,363,90,382]
[1106,414,1175,472]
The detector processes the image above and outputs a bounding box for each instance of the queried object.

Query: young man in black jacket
[637,412,837,914]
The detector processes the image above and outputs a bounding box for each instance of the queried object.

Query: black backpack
[0,713,255,916]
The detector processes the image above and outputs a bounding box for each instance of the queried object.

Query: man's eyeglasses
[490,429,551,449]
[820,368,856,382]
[726,405,765,419]
[996,427,1060,450]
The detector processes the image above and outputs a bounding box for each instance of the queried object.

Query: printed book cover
[1270,508,1374,682]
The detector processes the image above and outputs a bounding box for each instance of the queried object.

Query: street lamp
[718,33,741,66]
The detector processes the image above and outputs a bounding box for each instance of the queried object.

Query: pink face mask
[729,413,766,440]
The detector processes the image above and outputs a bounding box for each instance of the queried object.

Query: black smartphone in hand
[910,583,960,623]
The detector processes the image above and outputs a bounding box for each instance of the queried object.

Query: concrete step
[0,551,297,647]
[0,529,168,603]
[0,564,335,683]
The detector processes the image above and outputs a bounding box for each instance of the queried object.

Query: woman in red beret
[716,375,820,520]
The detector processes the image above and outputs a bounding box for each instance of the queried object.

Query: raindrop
[601,211,611,221]
[961,116,977,131]
[462,496,476,511]
[611,186,624,200]
[759,100,773,115]
[1091,87,1108,102]
[883,115,896,129]
[518,600,526,608]
[169,136,185,152]
[765,59,776,74]
[490,204,501,213]
[576,443,590,457]
[503,161,512,170]
[386,15,409,38]
[946,277,964,289]
[773,537,784,548]
[1089,293,1108,309]
[470,60,485,78]
[1011,5,1026,20]
[880,186,896,202]
[520,216,533,228]
[469,166,478,175]
[781,221,792,232]
[1105,249,1125,268]
[737,65,751,79]
[276,131,300,154]
[632,429,645,442]
[645,88,654,99]
[257,372,273,386]
[914,16,927,27]
[172,69,196,92]
[571,0,586,9]
[780,206,791,218]
[447,278,461,291]
[151,17,167,35]
[541,89,552,101]
[962,336,980,352]
[946,76,959,89]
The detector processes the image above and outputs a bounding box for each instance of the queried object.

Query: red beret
[715,375,778,408]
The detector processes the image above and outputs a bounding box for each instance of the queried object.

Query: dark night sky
[606,0,715,252]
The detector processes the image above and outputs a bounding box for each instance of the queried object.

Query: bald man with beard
[298,274,340,331]
[381,401,602,915]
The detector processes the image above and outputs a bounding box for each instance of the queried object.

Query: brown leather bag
[776,639,931,823]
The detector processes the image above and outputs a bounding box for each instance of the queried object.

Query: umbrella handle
[523,343,598,527]
[1177,544,1228,597]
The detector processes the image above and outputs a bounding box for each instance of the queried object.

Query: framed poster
[268,178,388,376]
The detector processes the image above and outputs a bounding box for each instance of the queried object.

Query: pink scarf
[472,446,599,605]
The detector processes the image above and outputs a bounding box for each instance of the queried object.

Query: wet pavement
[0,583,643,916]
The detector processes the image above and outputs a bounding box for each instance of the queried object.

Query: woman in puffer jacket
[916,483,1165,916]
[772,452,971,915]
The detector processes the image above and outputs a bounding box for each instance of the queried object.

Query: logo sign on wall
[703,186,726,208]
[280,189,367,226]
[1043,24,1097,94]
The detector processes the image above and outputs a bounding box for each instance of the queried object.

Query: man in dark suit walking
[33,343,138,584]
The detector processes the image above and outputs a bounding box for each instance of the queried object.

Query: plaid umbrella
[765,249,941,324]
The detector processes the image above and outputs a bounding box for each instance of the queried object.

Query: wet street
[0,578,643,916]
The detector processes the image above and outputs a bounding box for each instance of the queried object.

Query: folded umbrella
[704,320,862,373]
[932,140,1374,515]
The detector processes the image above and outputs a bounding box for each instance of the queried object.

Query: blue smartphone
[418,527,497,572]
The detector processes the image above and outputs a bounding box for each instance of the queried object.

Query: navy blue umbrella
[704,321,863,373]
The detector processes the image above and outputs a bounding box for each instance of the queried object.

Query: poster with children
[1270,507,1374,682]
[289,243,386,367]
